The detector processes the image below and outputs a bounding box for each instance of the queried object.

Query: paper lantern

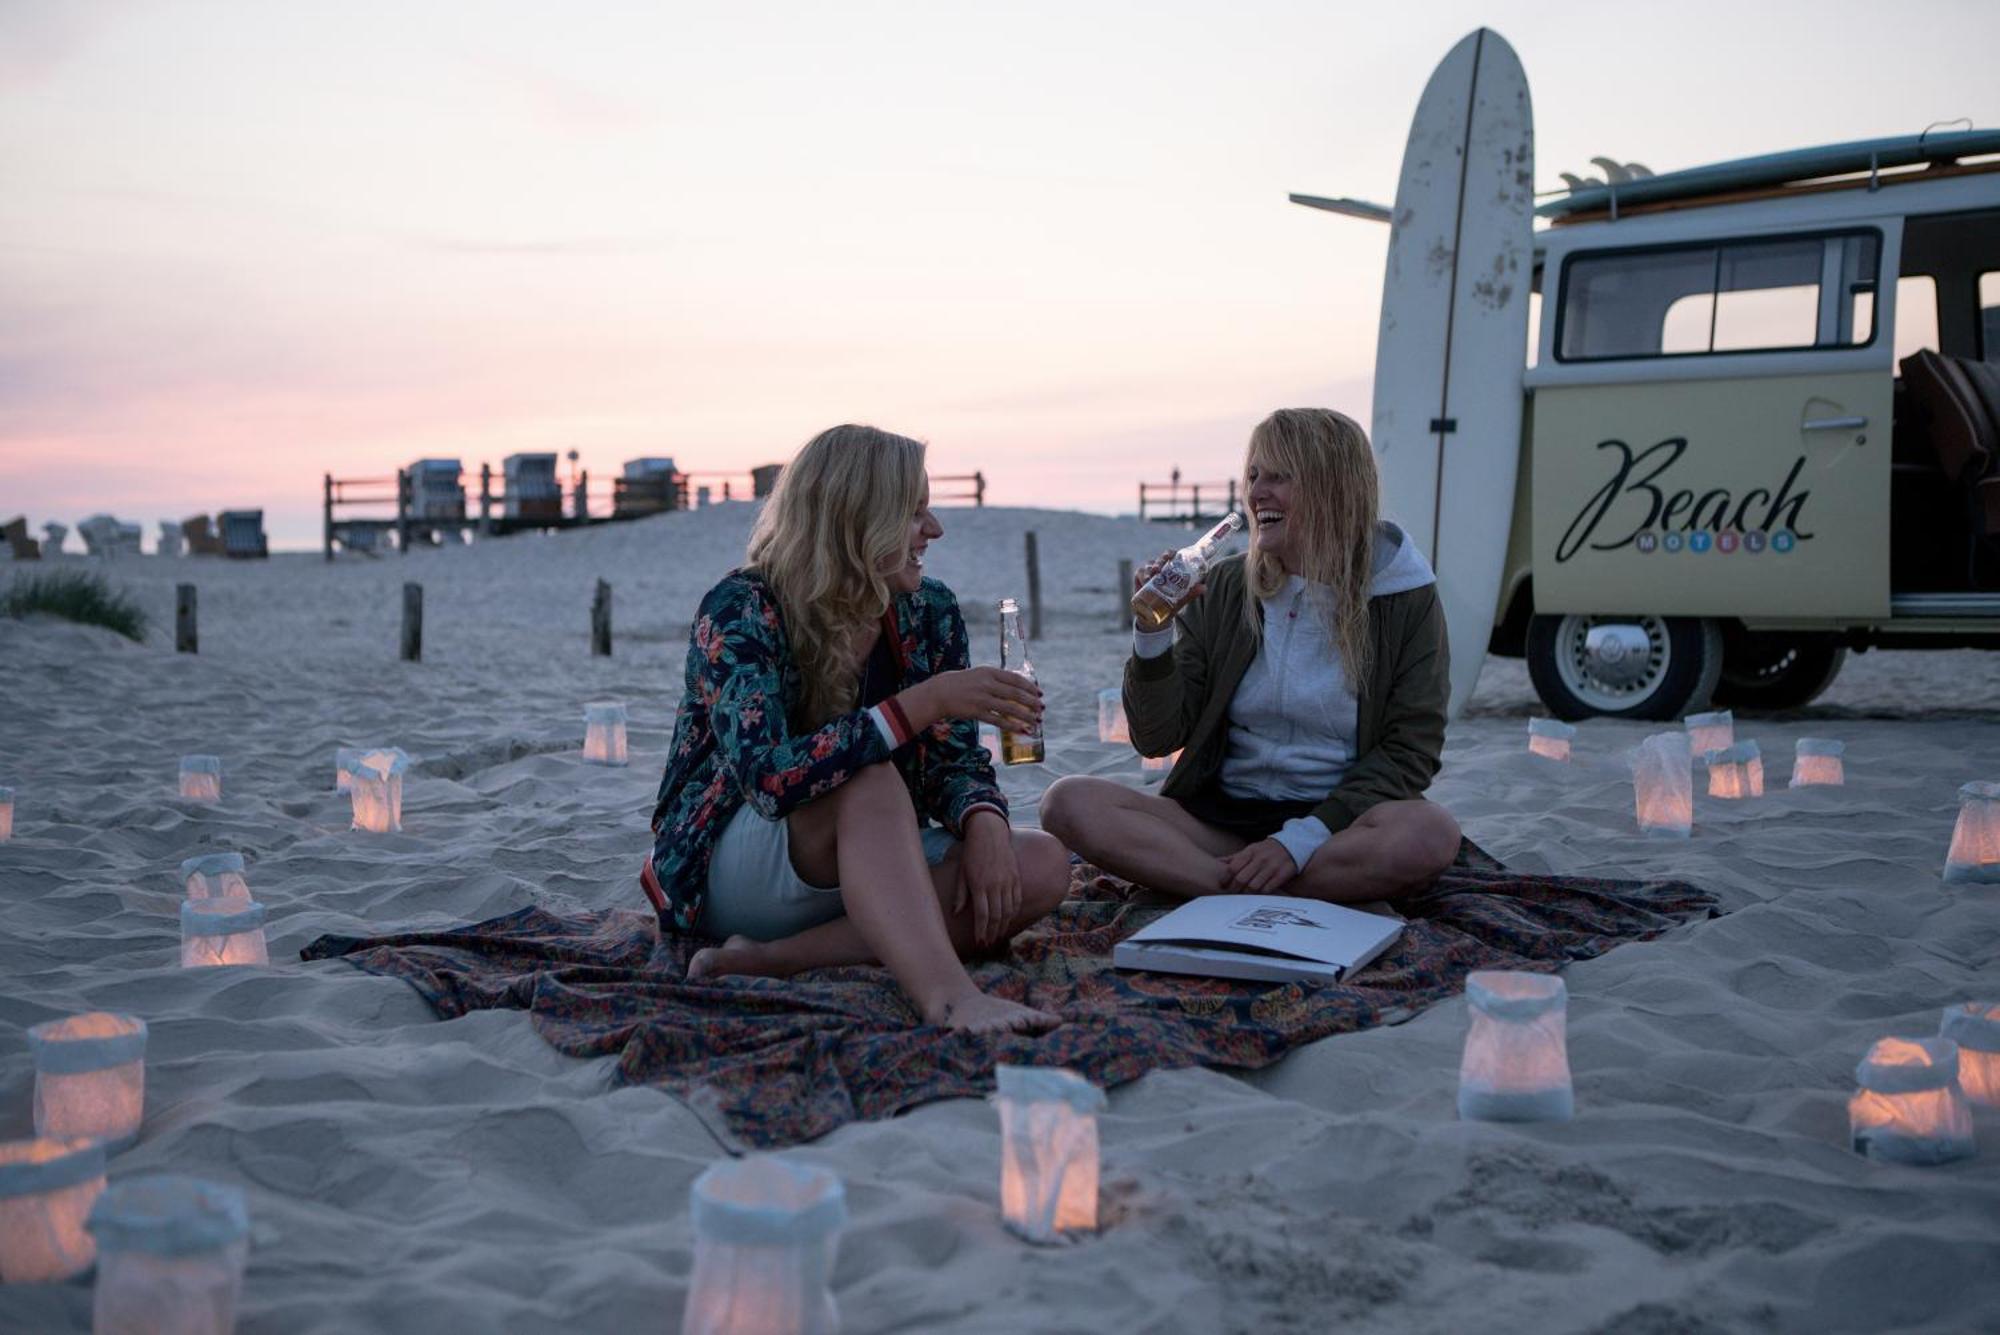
[0,1137,106,1283]
[683,1156,846,1335]
[179,852,251,903]
[1527,717,1575,762]
[178,755,222,803]
[0,785,12,842]
[1457,971,1574,1122]
[996,1064,1105,1243]
[1943,780,2000,884]
[334,747,363,794]
[1704,739,1764,799]
[979,725,1003,766]
[1683,709,1733,758]
[348,748,412,833]
[87,1175,250,1335]
[1848,1036,1974,1165]
[583,701,630,767]
[180,900,269,969]
[1790,738,1845,788]
[1097,689,1129,744]
[28,1013,147,1153]
[1630,731,1692,837]
[1141,748,1182,775]
[1939,1003,2000,1108]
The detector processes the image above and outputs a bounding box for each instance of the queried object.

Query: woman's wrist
[896,678,941,733]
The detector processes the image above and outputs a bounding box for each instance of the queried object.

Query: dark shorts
[1172,787,1321,843]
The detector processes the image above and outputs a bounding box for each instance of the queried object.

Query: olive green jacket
[1123,548,1450,834]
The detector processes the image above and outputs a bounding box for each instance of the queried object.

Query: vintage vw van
[1491,136,2000,718]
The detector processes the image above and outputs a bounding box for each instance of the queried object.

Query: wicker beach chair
[218,510,269,559]
[1,517,41,561]
[181,515,227,557]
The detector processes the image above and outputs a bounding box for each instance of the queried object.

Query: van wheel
[1526,613,1724,721]
[1712,631,1846,711]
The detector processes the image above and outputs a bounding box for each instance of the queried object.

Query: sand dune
[2,506,1996,1332]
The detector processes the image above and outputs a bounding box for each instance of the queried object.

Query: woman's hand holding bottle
[900,668,1042,735]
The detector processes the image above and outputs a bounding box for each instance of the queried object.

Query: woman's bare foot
[922,989,1062,1035]
[686,935,780,981]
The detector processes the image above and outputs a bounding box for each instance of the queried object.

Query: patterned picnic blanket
[300,844,1717,1148]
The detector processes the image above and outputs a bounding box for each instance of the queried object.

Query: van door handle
[1802,415,1867,431]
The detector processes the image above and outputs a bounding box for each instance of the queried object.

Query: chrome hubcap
[1554,615,1671,711]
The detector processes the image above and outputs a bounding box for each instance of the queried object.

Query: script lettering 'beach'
[1,502,1996,1330]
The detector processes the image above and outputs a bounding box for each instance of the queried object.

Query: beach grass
[2,567,149,642]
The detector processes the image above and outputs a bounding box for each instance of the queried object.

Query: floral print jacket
[644,569,1007,933]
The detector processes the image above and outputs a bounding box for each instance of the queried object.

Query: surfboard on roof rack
[1541,129,2000,220]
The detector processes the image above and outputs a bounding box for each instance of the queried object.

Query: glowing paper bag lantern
[180,900,269,969]
[583,701,630,766]
[1683,709,1733,758]
[1527,717,1575,762]
[178,755,222,803]
[1457,971,1574,1122]
[995,1064,1105,1243]
[683,1156,846,1335]
[334,747,363,794]
[1097,688,1129,744]
[1630,731,1693,837]
[348,748,411,833]
[0,785,12,842]
[1704,739,1764,799]
[87,1176,250,1335]
[1943,780,2000,884]
[0,1137,106,1283]
[28,1013,147,1153]
[1939,1003,2000,1108]
[179,852,251,903]
[1790,738,1845,788]
[1848,1036,1974,1165]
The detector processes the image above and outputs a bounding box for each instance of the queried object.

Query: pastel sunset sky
[3,0,1996,548]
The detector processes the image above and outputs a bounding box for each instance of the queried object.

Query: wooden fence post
[974,471,986,507]
[323,473,334,562]
[401,583,422,662]
[1024,531,1042,641]
[591,579,612,657]
[175,584,197,654]
[1116,558,1133,631]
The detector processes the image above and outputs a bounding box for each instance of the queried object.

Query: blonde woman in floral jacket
[644,425,1067,1034]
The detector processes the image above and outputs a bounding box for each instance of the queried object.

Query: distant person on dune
[642,424,1067,1035]
[1043,408,1461,902]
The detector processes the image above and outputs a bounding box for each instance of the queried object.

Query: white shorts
[702,806,959,942]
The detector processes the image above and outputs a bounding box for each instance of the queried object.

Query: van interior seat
[1899,349,1997,484]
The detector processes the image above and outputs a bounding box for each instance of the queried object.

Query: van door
[1527,226,1897,620]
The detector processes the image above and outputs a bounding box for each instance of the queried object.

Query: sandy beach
[2,503,1997,1333]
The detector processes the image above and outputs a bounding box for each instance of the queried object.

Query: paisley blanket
[300,844,1717,1148]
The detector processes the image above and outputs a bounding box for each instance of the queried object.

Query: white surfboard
[1369,28,1534,721]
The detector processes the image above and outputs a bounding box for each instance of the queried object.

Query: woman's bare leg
[690,829,1070,978]
[1039,775,1243,897]
[687,766,1063,1033]
[1290,800,1461,903]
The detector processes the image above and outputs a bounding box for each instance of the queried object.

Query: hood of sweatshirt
[1369,520,1437,597]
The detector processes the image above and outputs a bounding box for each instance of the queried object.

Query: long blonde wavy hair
[746,424,928,727]
[1243,408,1379,687]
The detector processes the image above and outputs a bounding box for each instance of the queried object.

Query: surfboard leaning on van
[1300,29,2000,722]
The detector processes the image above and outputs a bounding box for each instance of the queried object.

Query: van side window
[1885,275,1940,364]
[1982,272,2000,362]
[1557,231,1880,361]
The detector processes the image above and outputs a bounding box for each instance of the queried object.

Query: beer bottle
[997,597,1044,766]
[1130,512,1245,632]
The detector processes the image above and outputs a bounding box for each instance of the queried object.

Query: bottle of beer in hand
[997,597,1044,766]
[1130,512,1245,632]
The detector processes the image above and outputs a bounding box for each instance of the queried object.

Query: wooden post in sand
[1116,558,1133,631]
[175,584,197,654]
[591,579,612,657]
[401,583,422,662]
[1024,532,1042,640]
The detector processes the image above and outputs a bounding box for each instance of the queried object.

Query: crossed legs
[1039,775,1459,903]
[687,763,1069,1033]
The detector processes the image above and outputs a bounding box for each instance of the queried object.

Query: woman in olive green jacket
[1041,408,1461,902]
